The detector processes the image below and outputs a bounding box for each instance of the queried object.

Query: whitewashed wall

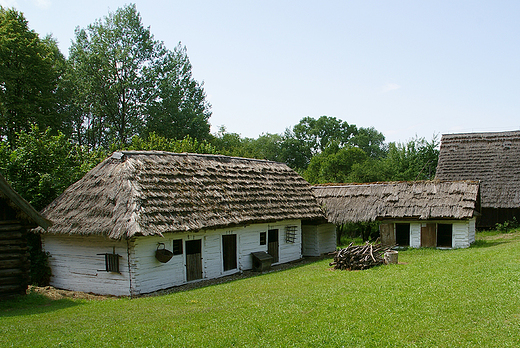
[130,219,302,295]
[301,223,336,257]
[42,235,131,296]
[43,220,306,296]
[452,218,476,248]
[317,223,337,254]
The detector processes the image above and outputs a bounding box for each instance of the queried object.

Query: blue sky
[2,0,520,143]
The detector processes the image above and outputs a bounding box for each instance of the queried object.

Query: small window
[260,232,267,245]
[285,225,297,243]
[98,247,121,273]
[172,239,183,255]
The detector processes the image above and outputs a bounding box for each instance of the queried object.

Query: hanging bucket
[155,243,174,263]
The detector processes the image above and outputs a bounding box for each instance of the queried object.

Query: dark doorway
[267,229,279,263]
[222,234,237,271]
[395,223,410,247]
[421,223,436,247]
[185,240,202,281]
[437,224,453,247]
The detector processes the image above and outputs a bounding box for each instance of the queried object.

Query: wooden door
[379,223,395,246]
[222,234,237,271]
[185,240,202,281]
[421,223,436,247]
[267,229,279,263]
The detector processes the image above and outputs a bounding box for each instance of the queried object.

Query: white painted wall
[302,223,337,257]
[131,220,303,295]
[43,220,307,296]
[317,223,337,255]
[42,235,131,296]
[452,218,476,248]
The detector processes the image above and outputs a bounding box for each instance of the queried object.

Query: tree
[0,7,66,148]
[348,135,440,183]
[69,4,211,149]
[292,116,358,156]
[303,144,367,184]
[351,126,387,159]
[145,44,211,141]
[0,126,91,211]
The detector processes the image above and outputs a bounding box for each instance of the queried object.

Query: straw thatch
[312,180,480,224]
[435,131,520,209]
[37,151,324,239]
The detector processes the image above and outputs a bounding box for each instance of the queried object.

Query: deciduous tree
[0,7,66,148]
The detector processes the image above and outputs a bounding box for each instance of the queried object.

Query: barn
[0,173,52,298]
[36,151,332,296]
[435,131,520,228]
[313,180,480,248]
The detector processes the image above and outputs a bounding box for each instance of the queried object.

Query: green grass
[2,231,520,347]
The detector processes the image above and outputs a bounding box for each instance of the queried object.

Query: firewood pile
[329,241,391,271]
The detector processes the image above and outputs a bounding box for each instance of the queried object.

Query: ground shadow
[0,291,82,317]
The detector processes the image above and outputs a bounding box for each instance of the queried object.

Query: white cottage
[36,151,331,296]
[313,181,480,249]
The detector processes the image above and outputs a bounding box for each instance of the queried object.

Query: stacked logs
[329,241,391,271]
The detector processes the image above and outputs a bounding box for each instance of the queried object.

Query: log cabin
[313,180,480,248]
[0,174,51,299]
[35,151,333,296]
[435,131,520,228]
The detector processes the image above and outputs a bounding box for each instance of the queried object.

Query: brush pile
[329,241,391,271]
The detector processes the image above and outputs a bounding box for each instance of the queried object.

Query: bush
[495,217,519,233]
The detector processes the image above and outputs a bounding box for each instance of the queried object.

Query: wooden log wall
[0,221,30,299]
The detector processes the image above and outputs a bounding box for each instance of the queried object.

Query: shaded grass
[2,232,520,347]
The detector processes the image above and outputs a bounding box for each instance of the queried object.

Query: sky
[2,0,520,144]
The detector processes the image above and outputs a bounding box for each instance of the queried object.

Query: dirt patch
[28,285,113,301]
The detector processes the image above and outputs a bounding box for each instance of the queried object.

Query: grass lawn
[2,231,520,347]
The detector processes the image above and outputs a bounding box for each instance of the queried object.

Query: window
[99,247,121,273]
[285,225,297,243]
[260,232,267,245]
[172,239,183,255]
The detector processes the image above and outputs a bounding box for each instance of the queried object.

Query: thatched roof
[312,180,480,224]
[38,151,324,239]
[0,173,52,229]
[435,131,520,208]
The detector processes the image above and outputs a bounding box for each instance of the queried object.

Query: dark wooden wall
[478,208,520,230]
[0,200,31,299]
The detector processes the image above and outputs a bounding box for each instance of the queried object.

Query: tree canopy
[68,4,211,148]
[0,7,66,148]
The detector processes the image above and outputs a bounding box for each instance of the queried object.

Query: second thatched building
[313,180,480,248]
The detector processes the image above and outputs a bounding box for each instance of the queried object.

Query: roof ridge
[113,151,285,165]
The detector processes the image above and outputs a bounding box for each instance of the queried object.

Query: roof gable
[313,180,480,224]
[40,151,324,239]
[435,131,520,208]
[0,173,52,229]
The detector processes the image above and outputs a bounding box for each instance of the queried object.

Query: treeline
[0,4,439,214]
